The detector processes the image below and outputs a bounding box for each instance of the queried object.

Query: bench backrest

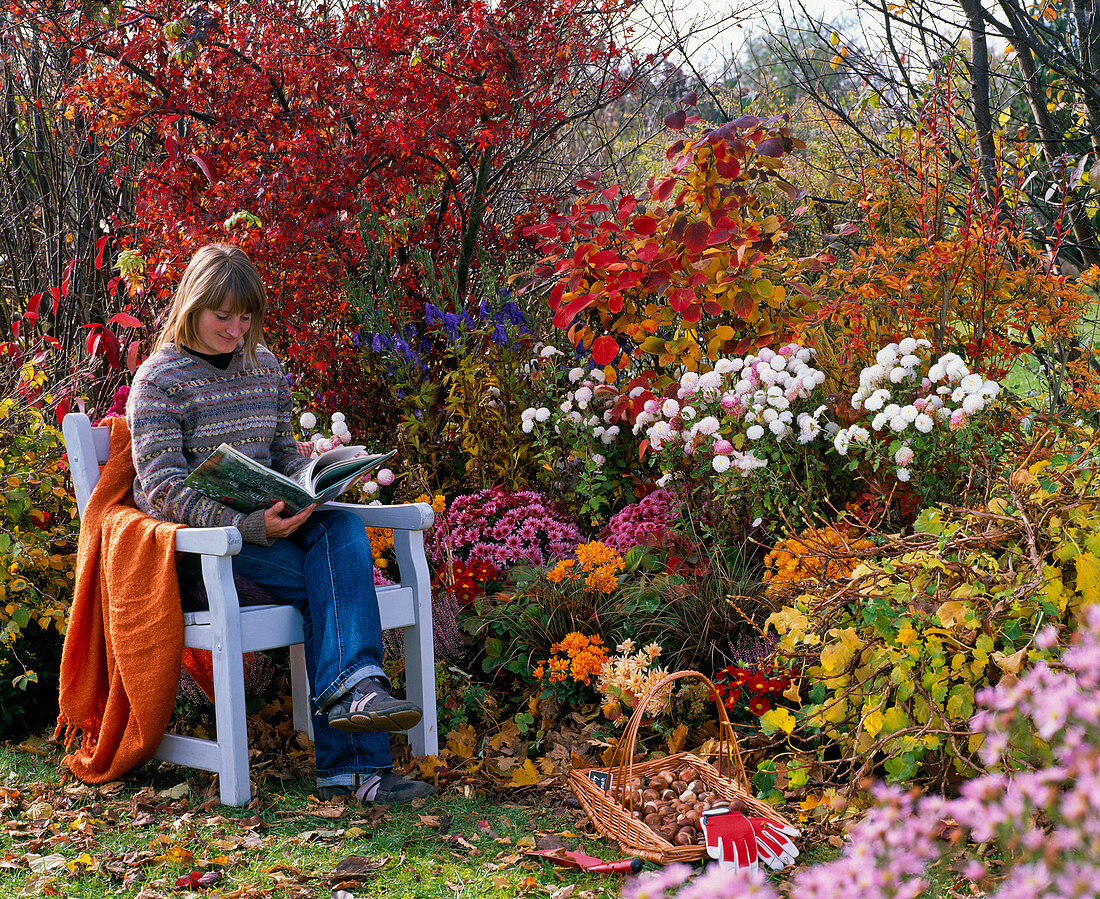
[62,413,111,518]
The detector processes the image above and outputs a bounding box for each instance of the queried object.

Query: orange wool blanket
[56,416,187,783]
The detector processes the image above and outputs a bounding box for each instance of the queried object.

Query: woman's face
[191,305,253,355]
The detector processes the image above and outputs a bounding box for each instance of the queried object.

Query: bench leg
[403,622,438,757]
[290,643,314,739]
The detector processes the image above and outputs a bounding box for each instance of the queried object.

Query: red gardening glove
[749,816,800,870]
[701,807,758,872]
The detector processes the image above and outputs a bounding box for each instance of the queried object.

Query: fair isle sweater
[126,343,309,545]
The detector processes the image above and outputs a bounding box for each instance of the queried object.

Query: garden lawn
[0,739,621,899]
[0,740,975,899]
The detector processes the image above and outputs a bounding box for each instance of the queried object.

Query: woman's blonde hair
[153,244,267,361]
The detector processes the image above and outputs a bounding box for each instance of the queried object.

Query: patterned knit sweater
[126,343,309,545]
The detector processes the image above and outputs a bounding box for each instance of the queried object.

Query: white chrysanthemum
[656,472,673,487]
[311,432,327,444]
[568,367,585,382]
[712,454,731,473]
[696,416,720,436]
[735,378,753,395]
[332,420,349,437]
[569,411,583,423]
[960,373,984,394]
[894,444,915,466]
[798,418,821,444]
[927,363,946,382]
[871,413,888,431]
[679,372,700,395]
[591,453,605,468]
[629,386,645,399]
[698,371,721,394]
[914,413,934,433]
[864,390,888,412]
[981,382,1000,401]
[733,450,768,473]
[848,425,870,443]
[901,405,919,424]
[769,420,789,438]
[661,398,680,417]
[540,345,561,358]
[769,396,791,411]
[890,416,907,432]
[898,337,918,355]
[590,369,606,383]
[833,429,851,456]
[889,367,909,384]
[331,412,346,423]
[714,359,736,376]
[535,407,551,422]
[771,354,788,371]
[574,386,593,405]
[896,467,911,482]
[962,394,983,415]
[747,424,765,440]
[521,419,535,433]
[299,412,317,430]
[876,345,899,366]
[521,407,536,422]
[560,400,573,414]
[680,405,697,420]
[762,407,779,423]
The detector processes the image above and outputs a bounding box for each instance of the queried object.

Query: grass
[0,738,981,899]
[0,739,625,899]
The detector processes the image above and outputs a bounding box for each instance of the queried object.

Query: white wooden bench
[62,412,438,806]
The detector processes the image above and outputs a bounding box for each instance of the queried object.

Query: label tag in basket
[587,770,612,790]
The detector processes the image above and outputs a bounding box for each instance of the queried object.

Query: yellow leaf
[993,648,1026,675]
[935,600,969,628]
[760,707,796,735]
[862,708,884,738]
[446,724,478,760]
[507,758,542,788]
[1075,552,1100,606]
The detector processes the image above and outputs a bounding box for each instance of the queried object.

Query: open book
[183,443,396,516]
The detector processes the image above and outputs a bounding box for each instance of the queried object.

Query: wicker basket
[569,670,793,864]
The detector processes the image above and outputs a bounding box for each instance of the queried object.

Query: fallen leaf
[417,813,452,832]
[27,854,67,873]
[159,783,190,801]
[551,886,577,899]
[332,854,391,878]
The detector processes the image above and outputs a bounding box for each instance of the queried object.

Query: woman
[127,243,433,804]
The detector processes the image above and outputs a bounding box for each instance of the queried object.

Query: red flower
[747,695,773,716]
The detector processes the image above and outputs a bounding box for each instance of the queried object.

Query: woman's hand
[263,501,316,539]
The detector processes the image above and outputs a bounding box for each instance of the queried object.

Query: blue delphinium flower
[425,303,443,327]
[443,312,460,336]
[491,324,509,345]
[371,333,385,353]
[502,301,526,326]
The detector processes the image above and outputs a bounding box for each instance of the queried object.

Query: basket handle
[605,669,748,809]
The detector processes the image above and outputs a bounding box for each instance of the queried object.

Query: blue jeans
[229,510,392,786]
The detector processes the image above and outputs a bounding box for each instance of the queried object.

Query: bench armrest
[175,526,243,556]
[320,500,434,531]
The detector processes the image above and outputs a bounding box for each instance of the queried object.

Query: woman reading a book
[126,243,433,804]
